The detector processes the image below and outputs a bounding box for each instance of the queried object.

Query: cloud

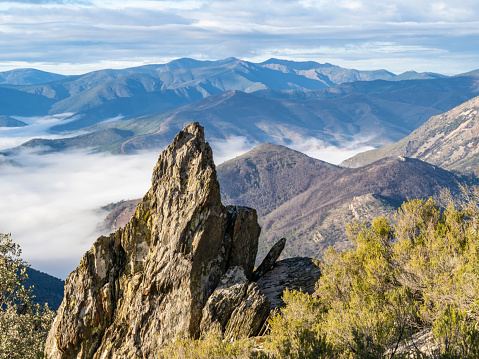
[288,136,375,165]
[0,148,159,279]
[0,0,91,4]
[0,114,85,150]
[0,135,256,279]
[209,136,258,164]
[0,0,477,75]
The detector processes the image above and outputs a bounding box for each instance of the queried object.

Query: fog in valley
[0,116,375,278]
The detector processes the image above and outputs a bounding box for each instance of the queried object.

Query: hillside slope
[102,144,476,262]
[25,267,64,310]
[342,95,479,174]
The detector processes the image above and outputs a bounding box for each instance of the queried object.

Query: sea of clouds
[0,118,373,279]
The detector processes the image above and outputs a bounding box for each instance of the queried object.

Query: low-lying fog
[0,118,374,279]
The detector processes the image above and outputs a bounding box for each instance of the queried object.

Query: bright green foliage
[317,217,418,358]
[263,289,331,358]
[431,305,479,358]
[313,196,479,358]
[0,233,55,359]
[156,329,256,359]
[260,194,479,358]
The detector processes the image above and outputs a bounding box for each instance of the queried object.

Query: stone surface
[256,257,321,309]
[200,267,270,340]
[252,237,286,281]
[386,328,437,357]
[45,123,264,359]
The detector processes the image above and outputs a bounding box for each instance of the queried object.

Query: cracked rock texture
[257,257,321,309]
[45,123,266,359]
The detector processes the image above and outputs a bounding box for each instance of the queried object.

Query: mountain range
[1,58,476,137]
[0,68,66,86]
[342,95,479,174]
[9,74,479,157]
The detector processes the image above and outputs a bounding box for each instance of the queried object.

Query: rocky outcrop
[200,267,270,340]
[45,123,266,359]
[257,257,321,309]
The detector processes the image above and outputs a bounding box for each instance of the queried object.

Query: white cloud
[210,136,258,164]
[0,114,85,150]
[0,149,159,279]
[288,136,375,165]
[0,0,477,75]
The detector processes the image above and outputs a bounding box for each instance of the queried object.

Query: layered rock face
[45,123,266,358]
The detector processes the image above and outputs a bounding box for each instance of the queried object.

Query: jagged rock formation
[45,123,268,358]
[252,238,286,281]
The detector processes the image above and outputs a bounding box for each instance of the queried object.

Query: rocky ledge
[45,123,320,359]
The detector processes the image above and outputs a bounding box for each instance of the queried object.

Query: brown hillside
[103,144,476,262]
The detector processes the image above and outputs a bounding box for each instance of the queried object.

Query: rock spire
[45,123,266,358]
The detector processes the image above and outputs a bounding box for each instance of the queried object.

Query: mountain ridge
[1,57,471,134]
[11,78,479,156]
[341,95,479,173]
[102,142,477,264]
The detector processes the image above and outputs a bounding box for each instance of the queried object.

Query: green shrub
[265,194,479,358]
[156,328,256,359]
[0,233,55,359]
[263,289,331,358]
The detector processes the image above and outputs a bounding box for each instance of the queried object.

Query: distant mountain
[102,143,476,263]
[0,68,67,85]
[0,58,456,134]
[254,75,479,112]
[341,95,479,174]
[392,71,446,81]
[455,69,479,77]
[0,86,56,116]
[24,267,64,310]
[260,58,396,84]
[0,115,27,127]
[14,75,479,156]
[19,128,135,153]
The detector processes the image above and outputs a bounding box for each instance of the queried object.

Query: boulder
[256,257,321,309]
[200,266,270,340]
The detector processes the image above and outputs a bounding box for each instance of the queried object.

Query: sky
[0,0,478,75]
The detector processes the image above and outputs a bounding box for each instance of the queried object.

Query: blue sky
[0,0,478,75]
